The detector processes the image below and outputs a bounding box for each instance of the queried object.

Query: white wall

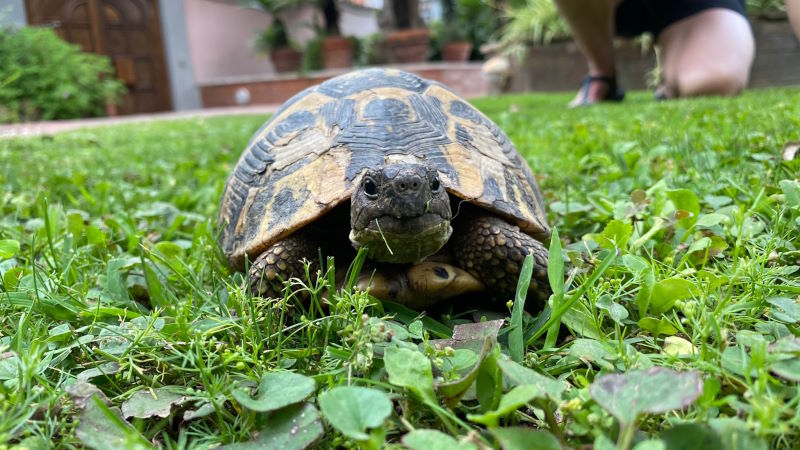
[184,0,380,83]
[339,3,379,38]
[159,0,202,110]
[184,0,276,83]
[0,0,26,26]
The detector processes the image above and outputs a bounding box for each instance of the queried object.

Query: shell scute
[317,68,429,98]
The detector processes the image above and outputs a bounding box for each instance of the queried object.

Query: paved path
[0,104,282,139]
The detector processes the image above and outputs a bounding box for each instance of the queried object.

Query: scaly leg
[249,230,321,297]
[450,215,550,305]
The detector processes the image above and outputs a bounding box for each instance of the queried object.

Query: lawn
[1,88,799,449]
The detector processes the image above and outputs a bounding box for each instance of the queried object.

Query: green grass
[1,88,799,449]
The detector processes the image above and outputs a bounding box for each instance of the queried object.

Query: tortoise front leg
[249,230,321,297]
[450,215,550,305]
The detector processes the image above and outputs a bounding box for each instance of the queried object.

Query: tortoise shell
[219,68,550,269]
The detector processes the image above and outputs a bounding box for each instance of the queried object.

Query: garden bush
[0,25,125,123]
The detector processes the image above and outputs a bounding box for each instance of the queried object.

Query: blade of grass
[345,247,369,291]
[509,254,534,363]
[544,228,564,349]
[526,249,616,346]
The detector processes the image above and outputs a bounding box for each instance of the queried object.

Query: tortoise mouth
[365,212,447,235]
[349,213,452,263]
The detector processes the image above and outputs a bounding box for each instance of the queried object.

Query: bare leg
[787,0,800,42]
[658,9,754,98]
[553,0,622,106]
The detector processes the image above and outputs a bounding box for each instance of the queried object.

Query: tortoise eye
[430,175,441,192]
[364,177,378,198]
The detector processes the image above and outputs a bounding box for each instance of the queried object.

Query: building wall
[159,0,202,110]
[0,0,26,26]
[184,0,380,84]
[339,3,379,38]
[184,0,275,84]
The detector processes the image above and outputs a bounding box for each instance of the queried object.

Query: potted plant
[435,21,473,62]
[379,0,430,63]
[255,18,303,72]
[250,0,308,72]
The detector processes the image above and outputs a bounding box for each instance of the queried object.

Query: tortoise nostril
[395,174,423,193]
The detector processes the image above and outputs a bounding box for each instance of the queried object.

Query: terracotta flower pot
[271,47,303,73]
[441,41,473,62]
[321,36,355,69]
[384,28,431,63]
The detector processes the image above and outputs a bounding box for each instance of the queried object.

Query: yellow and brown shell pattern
[219,68,550,269]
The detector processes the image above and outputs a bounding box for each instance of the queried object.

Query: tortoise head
[349,162,452,263]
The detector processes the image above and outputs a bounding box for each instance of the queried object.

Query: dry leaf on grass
[783,141,799,161]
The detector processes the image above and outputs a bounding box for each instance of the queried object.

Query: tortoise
[218,68,551,307]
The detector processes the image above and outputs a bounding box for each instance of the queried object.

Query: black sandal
[572,75,625,106]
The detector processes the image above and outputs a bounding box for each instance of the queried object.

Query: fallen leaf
[77,362,121,382]
[452,319,505,341]
[183,402,216,421]
[431,319,504,353]
[66,381,109,410]
[783,141,799,161]
[663,336,696,356]
[75,396,151,450]
[121,388,189,419]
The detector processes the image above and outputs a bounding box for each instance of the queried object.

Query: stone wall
[749,19,800,87]
[507,19,800,93]
[200,62,487,107]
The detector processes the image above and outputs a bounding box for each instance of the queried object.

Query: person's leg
[787,0,800,42]
[553,0,623,105]
[658,8,754,98]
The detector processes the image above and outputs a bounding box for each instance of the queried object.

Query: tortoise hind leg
[249,230,321,297]
[450,215,550,305]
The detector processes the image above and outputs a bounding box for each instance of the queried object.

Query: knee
[674,65,749,97]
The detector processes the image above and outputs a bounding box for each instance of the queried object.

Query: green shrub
[301,34,323,72]
[254,19,298,54]
[355,33,381,66]
[433,0,496,60]
[0,25,125,123]
[496,0,570,62]
[457,0,496,58]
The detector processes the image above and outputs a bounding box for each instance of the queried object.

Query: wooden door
[25,0,172,114]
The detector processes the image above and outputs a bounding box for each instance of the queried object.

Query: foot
[249,230,321,297]
[450,215,550,307]
[653,83,678,100]
[569,74,625,107]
